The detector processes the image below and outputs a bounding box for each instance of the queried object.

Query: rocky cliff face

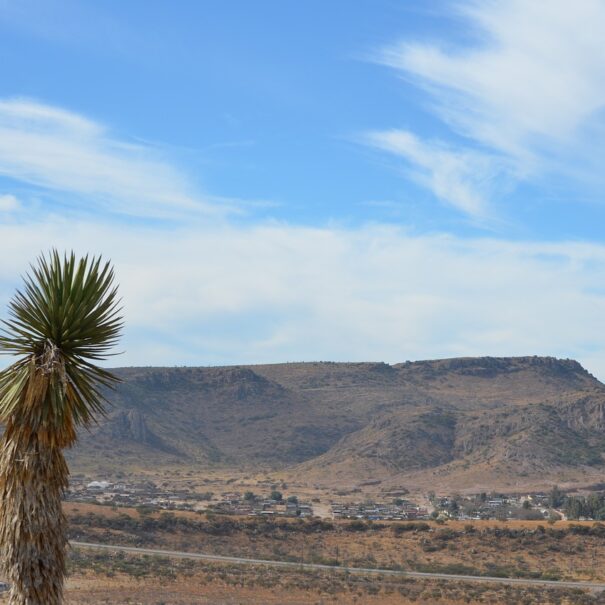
[108,409,151,442]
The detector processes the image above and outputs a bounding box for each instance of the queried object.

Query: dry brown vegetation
[53,552,605,604]
[2,503,602,603]
[64,503,605,582]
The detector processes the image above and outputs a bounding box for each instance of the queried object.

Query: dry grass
[60,554,605,604]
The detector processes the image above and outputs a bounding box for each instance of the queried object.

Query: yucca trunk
[0,347,75,605]
[0,432,68,605]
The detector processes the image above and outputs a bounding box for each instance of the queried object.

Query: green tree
[587,494,601,518]
[447,499,459,515]
[549,485,564,508]
[0,252,122,605]
[564,496,583,520]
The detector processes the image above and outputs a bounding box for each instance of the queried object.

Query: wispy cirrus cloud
[365,129,508,218]
[0,98,221,219]
[371,0,605,218]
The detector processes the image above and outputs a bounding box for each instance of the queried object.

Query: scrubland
[31,502,604,604]
[61,553,605,605]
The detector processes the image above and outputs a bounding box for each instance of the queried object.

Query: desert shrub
[392,522,430,535]
[345,520,369,532]
[435,528,458,541]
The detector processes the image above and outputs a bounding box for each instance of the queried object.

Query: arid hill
[69,356,605,492]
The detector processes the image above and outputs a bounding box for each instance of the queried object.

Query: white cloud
[365,130,505,217]
[374,0,605,216]
[0,98,220,219]
[1,219,605,380]
[0,194,19,212]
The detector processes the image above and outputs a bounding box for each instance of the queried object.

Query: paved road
[71,541,605,593]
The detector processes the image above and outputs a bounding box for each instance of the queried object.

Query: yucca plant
[0,251,122,605]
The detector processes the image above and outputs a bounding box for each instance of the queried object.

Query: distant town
[66,478,605,522]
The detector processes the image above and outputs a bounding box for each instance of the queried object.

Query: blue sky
[1,0,605,376]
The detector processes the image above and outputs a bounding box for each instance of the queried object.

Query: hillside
[68,356,605,492]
